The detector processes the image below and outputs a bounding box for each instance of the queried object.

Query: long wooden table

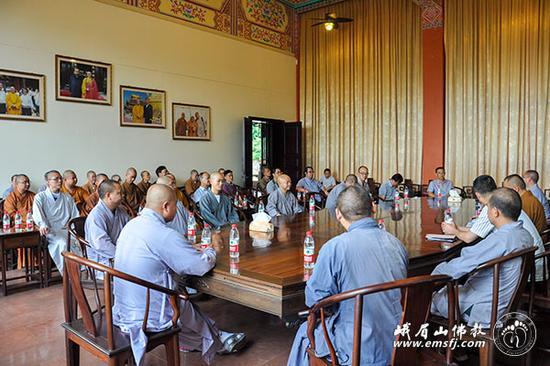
[190,197,476,319]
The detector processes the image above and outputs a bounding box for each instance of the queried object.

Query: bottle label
[229,238,239,252]
[304,254,315,263]
[187,228,196,237]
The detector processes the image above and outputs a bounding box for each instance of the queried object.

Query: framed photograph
[55,55,112,105]
[120,85,166,128]
[172,103,211,140]
[0,69,45,122]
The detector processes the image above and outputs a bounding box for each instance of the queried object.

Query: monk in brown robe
[166,173,191,210]
[4,174,35,221]
[61,170,90,216]
[82,170,97,195]
[121,167,141,213]
[184,169,200,195]
[136,170,152,197]
[83,173,108,215]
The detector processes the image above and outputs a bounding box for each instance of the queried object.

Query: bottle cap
[306,230,313,236]
[231,224,237,228]
[204,223,209,228]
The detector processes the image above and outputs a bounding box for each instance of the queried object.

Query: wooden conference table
[190,197,476,319]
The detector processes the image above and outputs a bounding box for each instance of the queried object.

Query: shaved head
[210,172,222,181]
[63,170,76,179]
[126,167,137,175]
[146,184,177,212]
[503,174,526,191]
[86,170,96,178]
[344,174,358,185]
[156,176,172,186]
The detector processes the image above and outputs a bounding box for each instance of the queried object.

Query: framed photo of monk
[55,55,112,105]
[0,69,45,122]
[120,85,166,128]
[172,103,211,141]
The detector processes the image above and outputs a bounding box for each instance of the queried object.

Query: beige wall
[0,0,296,191]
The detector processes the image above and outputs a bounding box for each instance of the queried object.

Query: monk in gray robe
[84,179,130,269]
[288,186,408,366]
[32,170,80,273]
[432,188,534,327]
[113,185,246,365]
[266,174,303,217]
[198,172,239,229]
[325,174,358,210]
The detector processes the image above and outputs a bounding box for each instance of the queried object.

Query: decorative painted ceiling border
[289,0,443,29]
[95,0,299,56]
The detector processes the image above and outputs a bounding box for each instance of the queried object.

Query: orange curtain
[445,0,550,186]
[300,0,423,183]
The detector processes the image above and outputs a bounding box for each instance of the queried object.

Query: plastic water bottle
[403,199,409,211]
[309,196,315,212]
[234,195,239,207]
[14,211,22,230]
[394,190,400,201]
[230,257,240,275]
[200,223,211,249]
[437,187,442,199]
[229,224,240,258]
[444,209,453,224]
[378,219,386,230]
[242,195,248,209]
[187,212,196,243]
[308,212,315,227]
[25,212,33,230]
[2,211,10,231]
[257,200,265,213]
[404,186,409,199]
[303,231,315,269]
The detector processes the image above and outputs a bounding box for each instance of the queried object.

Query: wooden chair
[61,251,184,366]
[411,184,422,197]
[421,184,429,197]
[302,274,455,366]
[430,246,536,366]
[451,186,465,198]
[462,186,474,199]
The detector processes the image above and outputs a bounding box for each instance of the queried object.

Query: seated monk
[33,170,80,273]
[199,172,239,230]
[136,170,152,197]
[265,174,303,217]
[156,176,188,235]
[167,172,191,210]
[83,173,108,215]
[121,167,141,214]
[61,170,90,216]
[82,170,97,195]
[4,174,35,222]
[184,169,200,195]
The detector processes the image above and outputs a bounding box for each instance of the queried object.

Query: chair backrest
[62,251,185,348]
[462,185,474,198]
[305,274,454,366]
[68,217,89,257]
[421,184,429,196]
[463,246,536,328]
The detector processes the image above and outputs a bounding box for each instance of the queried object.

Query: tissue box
[249,221,274,233]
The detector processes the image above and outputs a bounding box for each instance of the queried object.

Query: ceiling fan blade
[335,17,353,23]
[311,21,326,27]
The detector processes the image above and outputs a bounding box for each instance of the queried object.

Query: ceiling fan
[311,13,353,31]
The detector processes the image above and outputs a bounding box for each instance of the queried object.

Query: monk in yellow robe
[121,167,141,213]
[61,170,90,216]
[132,99,144,123]
[82,170,97,195]
[136,170,152,197]
[4,174,35,221]
[6,87,21,115]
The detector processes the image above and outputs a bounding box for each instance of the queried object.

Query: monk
[156,176,188,235]
[121,167,142,213]
[132,98,144,123]
[136,170,152,197]
[61,170,90,216]
[33,170,80,273]
[187,116,198,136]
[111,174,121,183]
[82,170,97,195]
[4,174,35,221]
[199,172,239,229]
[83,173,108,215]
[167,173,191,210]
[184,169,200,195]
[6,87,21,115]
[175,112,187,136]
[81,71,99,99]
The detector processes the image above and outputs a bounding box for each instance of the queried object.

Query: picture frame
[172,103,211,141]
[120,85,166,128]
[55,54,112,105]
[0,68,45,122]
